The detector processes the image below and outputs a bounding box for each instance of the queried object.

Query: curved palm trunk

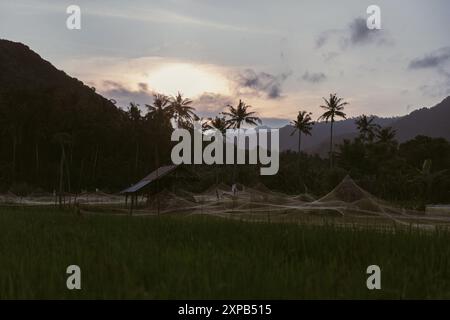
[298,132,302,154]
[232,124,240,184]
[329,120,334,168]
[233,148,237,183]
[298,132,302,189]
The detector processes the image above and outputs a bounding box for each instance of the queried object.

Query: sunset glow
[146,63,230,98]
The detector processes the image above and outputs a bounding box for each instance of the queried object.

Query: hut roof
[120,164,178,194]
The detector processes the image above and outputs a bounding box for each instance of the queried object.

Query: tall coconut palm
[318,93,348,168]
[290,111,314,175]
[146,94,170,123]
[145,94,171,167]
[290,111,314,154]
[204,116,228,134]
[222,99,261,129]
[355,114,379,143]
[168,92,196,128]
[204,116,228,184]
[222,100,261,183]
[127,102,142,180]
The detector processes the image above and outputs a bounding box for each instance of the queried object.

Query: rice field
[0,206,449,299]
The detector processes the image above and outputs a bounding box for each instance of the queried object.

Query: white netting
[119,176,450,229]
[0,191,123,206]
[2,176,449,229]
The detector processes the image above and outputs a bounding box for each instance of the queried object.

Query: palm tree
[290,111,314,177]
[204,116,228,184]
[204,116,228,134]
[145,94,171,167]
[146,94,170,123]
[376,127,397,144]
[318,93,348,168]
[127,102,142,180]
[222,99,261,129]
[168,92,196,128]
[222,100,261,182]
[355,114,379,143]
[178,114,201,132]
[290,111,314,154]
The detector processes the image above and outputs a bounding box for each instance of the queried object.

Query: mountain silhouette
[0,39,127,190]
[281,97,450,155]
[391,96,450,142]
[0,39,119,114]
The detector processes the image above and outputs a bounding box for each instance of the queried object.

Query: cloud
[315,30,340,49]
[234,69,291,99]
[85,5,278,35]
[322,51,339,62]
[193,92,234,117]
[100,82,237,118]
[409,47,450,69]
[100,80,154,107]
[419,83,450,98]
[345,18,393,48]
[302,71,326,83]
[348,18,376,45]
[410,47,450,97]
[418,70,450,98]
[316,18,393,51]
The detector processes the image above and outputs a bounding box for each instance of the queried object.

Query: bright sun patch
[147,63,230,98]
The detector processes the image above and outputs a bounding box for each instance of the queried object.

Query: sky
[1,0,450,127]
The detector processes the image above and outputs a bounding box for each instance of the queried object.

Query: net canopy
[2,176,449,229]
[124,176,450,229]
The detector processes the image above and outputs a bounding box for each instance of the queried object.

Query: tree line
[0,89,449,207]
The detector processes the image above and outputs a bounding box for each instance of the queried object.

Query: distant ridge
[280,96,450,155]
[390,96,450,142]
[280,116,396,155]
